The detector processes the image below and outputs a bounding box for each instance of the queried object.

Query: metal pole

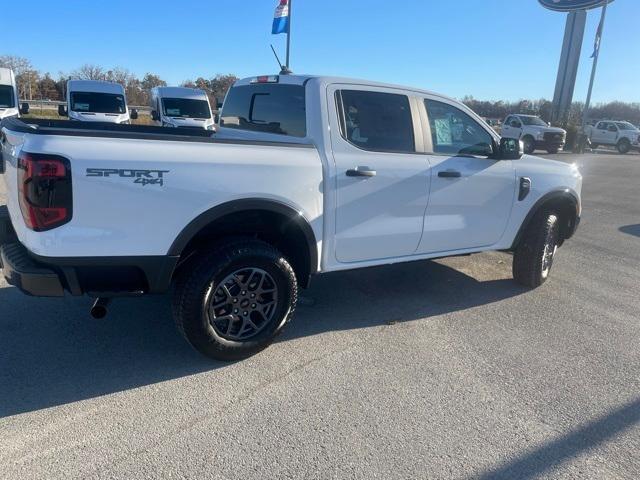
[285,0,292,70]
[581,2,609,138]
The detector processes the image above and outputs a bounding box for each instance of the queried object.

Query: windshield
[615,122,637,131]
[519,116,548,127]
[0,85,15,108]
[162,98,211,119]
[70,92,126,114]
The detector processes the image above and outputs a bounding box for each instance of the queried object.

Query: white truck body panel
[1,74,582,276]
[586,121,640,149]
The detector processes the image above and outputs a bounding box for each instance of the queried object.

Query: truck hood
[162,116,215,130]
[525,125,566,135]
[0,107,19,119]
[68,111,129,123]
[516,154,580,178]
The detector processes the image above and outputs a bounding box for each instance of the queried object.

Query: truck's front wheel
[522,136,535,154]
[512,210,560,288]
[172,238,297,361]
[617,139,631,154]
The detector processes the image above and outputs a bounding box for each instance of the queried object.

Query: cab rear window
[220,84,306,137]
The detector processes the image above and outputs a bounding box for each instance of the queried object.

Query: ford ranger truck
[585,120,640,154]
[0,74,582,361]
[501,114,567,154]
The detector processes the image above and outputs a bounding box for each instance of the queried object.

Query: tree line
[2,54,639,125]
[462,96,640,127]
[0,54,237,107]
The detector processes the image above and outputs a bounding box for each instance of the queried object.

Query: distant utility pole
[581,2,609,137]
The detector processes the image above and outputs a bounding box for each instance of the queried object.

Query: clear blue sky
[2,0,638,102]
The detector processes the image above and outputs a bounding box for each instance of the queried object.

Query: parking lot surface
[1,151,639,479]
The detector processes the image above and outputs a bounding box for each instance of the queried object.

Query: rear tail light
[17,152,73,231]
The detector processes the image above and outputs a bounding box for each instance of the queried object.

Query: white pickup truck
[0,74,582,361]
[501,114,567,155]
[585,120,640,154]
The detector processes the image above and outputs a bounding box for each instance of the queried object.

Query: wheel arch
[168,199,319,288]
[511,189,580,250]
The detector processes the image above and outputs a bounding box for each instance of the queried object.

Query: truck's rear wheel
[172,238,297,361]
[522,136,535,154]
[512,210,560,288]
[617,139,631,154]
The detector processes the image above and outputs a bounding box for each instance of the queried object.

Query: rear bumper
[1,209,179,298]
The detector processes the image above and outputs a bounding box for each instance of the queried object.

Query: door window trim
[334,88,419,155]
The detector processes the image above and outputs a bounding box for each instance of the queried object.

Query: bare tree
[70,64,106,81]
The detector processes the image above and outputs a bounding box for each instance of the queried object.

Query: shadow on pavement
[0,259,525,418]
[474,397,640,480]
[619,224,640,238]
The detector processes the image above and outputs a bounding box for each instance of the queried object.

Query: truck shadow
[619,224,640,238]
[0,258,526,418]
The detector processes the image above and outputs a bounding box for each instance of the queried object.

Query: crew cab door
[416,98,516,254]
[501,115,523,139]
[328,86,429,263]
[593,122,616,144]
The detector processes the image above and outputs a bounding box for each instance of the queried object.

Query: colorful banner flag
[272,0,290,35]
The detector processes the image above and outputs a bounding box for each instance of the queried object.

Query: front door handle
[346,167,377,177]
[438,170,461,178]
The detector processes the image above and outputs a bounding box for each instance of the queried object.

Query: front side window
[425,99,493,156]
[338,90,415,153]
[70,92,126,114]
[0,85,15,108]
[615,122,636,131]
[220,84,306,137]
[162,98,211,119]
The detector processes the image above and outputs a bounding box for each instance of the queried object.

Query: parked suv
[501,114,566,154]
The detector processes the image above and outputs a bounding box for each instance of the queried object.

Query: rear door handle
[346,167,376,177]
[438,170,461,178]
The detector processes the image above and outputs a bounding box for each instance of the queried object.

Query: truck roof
[153,86,208,100]
[233,74,456,102]
[67,80,125,95]
[0,67,16,86]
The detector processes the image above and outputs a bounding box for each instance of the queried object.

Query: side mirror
[151,110,160,121]
[498,137,523,160]
[216,102,223,111]
[58,105,68,117]
[19,102,29,115]
[214,113,220,124]
[130,109,138,120]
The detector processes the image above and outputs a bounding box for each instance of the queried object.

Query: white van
[0,68,28,120]
[59,80,137,124]
[150,87,215,130]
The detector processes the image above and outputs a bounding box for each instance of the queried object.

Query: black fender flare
[168,198,319,278]
[511,189,580,250]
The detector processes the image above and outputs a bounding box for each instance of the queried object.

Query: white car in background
[585,120,640,154]
[501,114,566,154]
[150,86,215,130]
[0,68,28,120]
[58,80,137,124]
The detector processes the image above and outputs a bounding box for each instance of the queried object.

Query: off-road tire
[172,238,298,361]
[513,210,560,288]
[617,139,631,154]
[522,136,536,154]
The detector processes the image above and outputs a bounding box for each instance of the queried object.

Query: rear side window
[338,90,415,153]
[220,84,306,137]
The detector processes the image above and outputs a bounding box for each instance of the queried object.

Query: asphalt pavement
[1,150,639,479]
